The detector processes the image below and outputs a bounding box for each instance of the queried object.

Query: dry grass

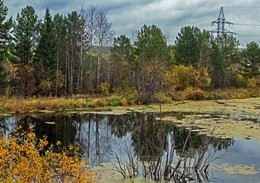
[0,87,259,114]
[0,95,129,113]
[205,88,260,100]
[0,97,88,113]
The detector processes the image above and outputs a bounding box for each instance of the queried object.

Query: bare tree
[80,6,113,91]
[94,8,113,87]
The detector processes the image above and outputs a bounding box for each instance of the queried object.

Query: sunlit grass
[0,95,134,113]
[0,87,259,114]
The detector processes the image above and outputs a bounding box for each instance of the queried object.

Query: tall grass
[0,95,134,113]
[0,87,259,114]
[0,97,87,113]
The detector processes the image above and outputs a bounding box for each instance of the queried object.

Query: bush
[0,126,95,183]
[123,88,138,104]
[172,87,206,101]
[106,97,121,106]
[116,80,129,94]
[234,74,247,88]
[165,65,211,91]
[98,82,110,95]
[120,97,129,106]
[92,98,107,107]
[247,78,257,88]
[204,88,258,100]
[230,89,249,99]
[190,88,205,100]
[154,92,172,103]
[39,78,52,96]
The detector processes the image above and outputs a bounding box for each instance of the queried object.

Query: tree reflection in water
[108,112,235,182]
[0,112,235,182]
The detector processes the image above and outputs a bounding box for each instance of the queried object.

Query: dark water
[1,112,260,182]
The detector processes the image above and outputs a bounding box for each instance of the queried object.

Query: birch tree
[94,8,113,87]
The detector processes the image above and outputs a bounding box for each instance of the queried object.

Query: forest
[0,1,259,103]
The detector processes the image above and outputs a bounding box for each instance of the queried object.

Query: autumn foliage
[0,126,95,183]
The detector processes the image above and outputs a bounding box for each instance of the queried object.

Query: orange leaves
[0,128,95,183]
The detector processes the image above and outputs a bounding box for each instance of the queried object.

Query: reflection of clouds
[0,117,18,139]
[215,137,260,168]
[232,138,260,155]
[210,138,260,183]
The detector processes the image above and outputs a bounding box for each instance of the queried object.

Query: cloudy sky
[5,0,260,46]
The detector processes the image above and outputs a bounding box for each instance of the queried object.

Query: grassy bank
[0,87,259,115]
[0,94,259,116]
[0,95,137,114]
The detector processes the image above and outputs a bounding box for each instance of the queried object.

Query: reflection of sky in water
[215,138,260,166]
[1,114,260,182]
[211,138,260,183]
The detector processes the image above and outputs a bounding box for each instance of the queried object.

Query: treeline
[0,1,259,102]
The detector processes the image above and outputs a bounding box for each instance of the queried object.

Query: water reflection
[1,112,236,181]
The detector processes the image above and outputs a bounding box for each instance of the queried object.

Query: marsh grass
[106,97,121,106]
[0,96,127,113]
[0,87,259,114]
[0,97,88,113]
[206,88,260,100]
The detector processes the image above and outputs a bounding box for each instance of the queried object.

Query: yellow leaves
[38,136,48,151]
[165,65,211,91]
[27,131,36,139]
[0,128,95,183]
[56,140,62,146]
[247,77,257,88]
[98,82,110,95]
[134,55,140,63]
[69,144,74,151]
[56,69,65,89]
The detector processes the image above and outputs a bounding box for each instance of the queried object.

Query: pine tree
[0,0,12,88]
[110,35,132,90]
[53,13,67,96]
[34,8,57,96]
[241,41,260,79]
[13,5,39,96]
[130,24,171,103]
[13,5,39,65]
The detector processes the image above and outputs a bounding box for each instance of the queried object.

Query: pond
[1,112,260,182]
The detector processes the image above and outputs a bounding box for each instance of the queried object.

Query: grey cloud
[4,0,260,45]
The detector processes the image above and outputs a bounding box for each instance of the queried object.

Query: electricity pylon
[210,7,236,36]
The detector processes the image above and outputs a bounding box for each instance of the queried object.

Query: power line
[224,6,260,9]
[238,33,260,37]
[223,8,260,44]
[233,23,260,27]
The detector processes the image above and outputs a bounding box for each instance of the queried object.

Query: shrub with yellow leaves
[0,126,95,183]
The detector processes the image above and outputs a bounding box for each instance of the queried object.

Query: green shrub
[116,80,129,94]
[106,97,121,106]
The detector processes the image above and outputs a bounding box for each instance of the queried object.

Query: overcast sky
[5,0,260,46]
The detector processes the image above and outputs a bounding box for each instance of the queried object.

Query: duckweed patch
[211,163,258,175]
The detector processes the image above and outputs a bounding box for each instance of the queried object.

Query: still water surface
[1,112,260,182]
